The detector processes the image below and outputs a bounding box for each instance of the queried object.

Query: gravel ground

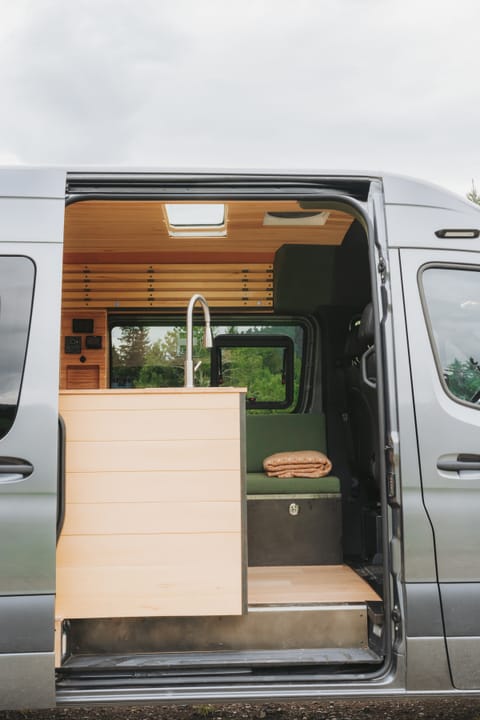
[1,699,480,720]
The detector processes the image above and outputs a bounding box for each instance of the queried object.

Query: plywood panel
[59,387,245,411]
[62,501,241,535]
[60,406,240,441]
[248,565,381,604]
[56,389,246,621]
[65,438,241,473]
[66,470,240,504]
[57,532,241,568]
[56,566,242,619]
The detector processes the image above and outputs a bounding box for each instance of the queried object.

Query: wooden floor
[248,565,381,605]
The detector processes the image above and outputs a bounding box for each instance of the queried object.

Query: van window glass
[110,321,304,412]
[0,257,35,439]
[422,266,480,404]
[211,334,295,410]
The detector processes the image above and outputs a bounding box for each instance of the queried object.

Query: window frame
[108,313,313,412]
[419,261,480,410]
[0,255,36,440]
[211,333,295,410]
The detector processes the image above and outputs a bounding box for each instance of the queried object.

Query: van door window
[0,257,35,439]
[421,266,480,404]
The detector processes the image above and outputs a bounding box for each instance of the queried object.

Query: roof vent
[263,211,329,227]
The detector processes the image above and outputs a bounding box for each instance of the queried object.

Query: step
[60,646,382,675]
[64,602,371,662]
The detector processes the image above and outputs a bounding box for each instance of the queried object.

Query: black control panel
[65,336,82,354]
[64,320,103,357]
[85,335,102,350]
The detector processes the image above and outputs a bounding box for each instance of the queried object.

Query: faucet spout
[185,294,212,388]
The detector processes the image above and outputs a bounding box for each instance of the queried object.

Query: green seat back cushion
[246,413,327,473]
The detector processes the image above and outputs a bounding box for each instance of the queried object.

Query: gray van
[1,168,480,709]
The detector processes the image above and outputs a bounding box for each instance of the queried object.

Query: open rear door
[0,169,65,709]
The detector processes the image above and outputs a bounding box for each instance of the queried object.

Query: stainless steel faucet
[184,293,212,387]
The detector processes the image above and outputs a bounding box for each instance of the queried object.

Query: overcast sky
[1,0,478,197]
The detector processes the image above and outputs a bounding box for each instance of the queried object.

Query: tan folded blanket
[263,450,332,478]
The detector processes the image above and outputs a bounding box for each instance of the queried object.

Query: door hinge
[392,605,401,626]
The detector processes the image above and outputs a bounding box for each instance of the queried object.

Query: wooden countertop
[59,386,247,396]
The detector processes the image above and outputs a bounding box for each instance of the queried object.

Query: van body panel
[388,250,438,582]
[404,584,444,637]
[0,595,54,652]
[0,167,66,198]
[381,173,478,212]
[385,204,480,250]
[0,198,66,244]
[400,246,480,690]
[0,182,64,708]
[405,638,452,691]
[0,653,55,710]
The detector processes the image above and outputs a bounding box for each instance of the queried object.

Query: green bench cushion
[247,472,340,495]
[246,413,327,473]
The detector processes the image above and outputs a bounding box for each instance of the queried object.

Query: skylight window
[165,204,225,227]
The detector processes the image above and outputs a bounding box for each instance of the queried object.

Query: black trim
[435,228,480,239]
[211,334,294,410]
[57,415,66,541]
[66,172,373,202]
[418,262,480,412]
[108,314,311,413]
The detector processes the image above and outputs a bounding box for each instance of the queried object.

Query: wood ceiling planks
[64,200,353,264]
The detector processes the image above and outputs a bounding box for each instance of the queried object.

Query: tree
[467,180,480,206]
[112,326,151,387]
[445,357,480,402]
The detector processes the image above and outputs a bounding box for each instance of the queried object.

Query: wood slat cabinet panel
[57,388,246,622]
[60,310,107,389]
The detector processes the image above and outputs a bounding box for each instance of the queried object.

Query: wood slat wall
[62,262,274,310]
[56,388,246,623]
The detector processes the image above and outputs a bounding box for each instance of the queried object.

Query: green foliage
[111,326,151,387]
[445,358,480,402]
[134,326,211,388]
[111,323,303,411]
[467,180,480,206]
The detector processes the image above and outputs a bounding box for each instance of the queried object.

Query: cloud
[0,0,478,194]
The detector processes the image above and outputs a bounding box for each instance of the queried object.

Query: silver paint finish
[0,172,65,708]
[441,584,480,636]
[405,637,452,691]
[0,653,55,710]
[0,167,65,198]
[404,584,443,637]
[400,245,480,689]
[446,638,480,689]
[388,251,438,585]
[0,595,54,652]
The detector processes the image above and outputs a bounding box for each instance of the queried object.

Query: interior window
[211,334,294,410]
[422,266,480,404]
[0,257,35,439]
[110,320,305,411]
